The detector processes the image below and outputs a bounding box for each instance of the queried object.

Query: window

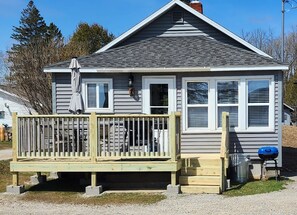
[182,76,274,132]
[217,81,238,128]
[247,80,269,127]
[186,82,209,128]
[82,79,113,112]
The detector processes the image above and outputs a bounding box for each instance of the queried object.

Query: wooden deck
[8,112,229,194]
[9,112,183,192]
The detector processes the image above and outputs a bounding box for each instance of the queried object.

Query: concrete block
[85,185,103,196]
[30,174,47,185]
[6,185,25,194]
[166,184,181,195]
[48,172,61,179]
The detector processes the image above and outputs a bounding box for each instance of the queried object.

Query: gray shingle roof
[46,36,282,69]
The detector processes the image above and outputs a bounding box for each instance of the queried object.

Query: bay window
[182,76,274,132]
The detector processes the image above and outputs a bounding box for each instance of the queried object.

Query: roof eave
[44,65,289,73]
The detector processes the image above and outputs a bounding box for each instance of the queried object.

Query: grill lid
[258,146,278,160]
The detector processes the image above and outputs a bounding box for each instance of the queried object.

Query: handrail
[13,112,181,161]
[220,112,230,193]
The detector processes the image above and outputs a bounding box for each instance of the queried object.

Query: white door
[142,76,176,153]
[142,76,176,114]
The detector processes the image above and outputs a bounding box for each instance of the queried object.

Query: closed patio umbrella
[68,57,83,114]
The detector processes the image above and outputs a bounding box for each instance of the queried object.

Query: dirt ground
[282,125,297,172]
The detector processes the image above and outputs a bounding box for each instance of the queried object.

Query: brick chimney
[189,0,203,14]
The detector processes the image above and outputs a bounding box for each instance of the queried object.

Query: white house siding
[0,91,35,127]
[116,5,248,51]
[54,71,282,165]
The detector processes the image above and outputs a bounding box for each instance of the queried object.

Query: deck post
[90,112,98,162]
[7,113,25,194]
[167,112,180,195]
[91,172,97,187]
[169,112,176,161]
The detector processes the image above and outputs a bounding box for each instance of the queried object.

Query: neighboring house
[0,88,35,127]
[9,0,289,195]
[283,103,294,125]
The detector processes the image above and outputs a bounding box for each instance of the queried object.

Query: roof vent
[189,0,203,14]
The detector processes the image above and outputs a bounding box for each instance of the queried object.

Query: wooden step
[179,175,220,186]
[182,158,220,168]
[181,167,220,176]
[181,185,220,194]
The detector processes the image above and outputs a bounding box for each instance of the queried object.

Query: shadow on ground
[282,146,297,177]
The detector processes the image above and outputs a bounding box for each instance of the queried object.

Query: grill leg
[274,160,278,181]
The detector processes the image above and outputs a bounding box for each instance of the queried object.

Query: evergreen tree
[7,0,64,114]
[63,23,115,57]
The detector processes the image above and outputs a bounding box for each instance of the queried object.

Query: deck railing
[13,112,181,161]
[220,112,230,192]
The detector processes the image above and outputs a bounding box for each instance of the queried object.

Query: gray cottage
[8,0,288,195]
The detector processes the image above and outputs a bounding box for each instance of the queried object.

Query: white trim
[96,0,272,58]
[142,76,176,114]
[210,66,288,72]
[44,65,288,73]
[182,75,275,133]
[82,78,114,113]
[284,103,294,111]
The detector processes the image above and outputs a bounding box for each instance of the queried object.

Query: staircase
[179,154,222,194]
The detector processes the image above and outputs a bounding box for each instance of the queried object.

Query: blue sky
[1,0,297,52]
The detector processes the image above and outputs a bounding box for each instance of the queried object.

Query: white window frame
[184,80,210,131]
[82,78,113,113]
[182,75,275,133]
[245,77,274,132]
[216,79,240,129]
[142,76,176,114]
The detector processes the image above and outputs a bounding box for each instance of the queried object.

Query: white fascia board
[44,68,97,73]
[96,0,178,53]
[44,65,288,74]
[44,67,211,73]
[211,65,289,71]
[96,0,272,58]
[284,103,294,111]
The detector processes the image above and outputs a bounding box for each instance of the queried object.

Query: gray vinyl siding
[54,73,142,114]
[116,5,248,51]
[54,71,281,162]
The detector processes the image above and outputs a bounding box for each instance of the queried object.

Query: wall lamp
[128,73,134,96]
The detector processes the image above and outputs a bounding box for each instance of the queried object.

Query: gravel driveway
[0,175,296,215]
[0,149,12,161]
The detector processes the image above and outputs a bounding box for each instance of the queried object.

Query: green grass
[20,192,166,205]
[224,178,291,197]
[0,160,166,205]
[0,141,12,150]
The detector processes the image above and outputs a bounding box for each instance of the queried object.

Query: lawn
[0,141,12,150]
[0,160,166,205]
[224,178,290,197]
